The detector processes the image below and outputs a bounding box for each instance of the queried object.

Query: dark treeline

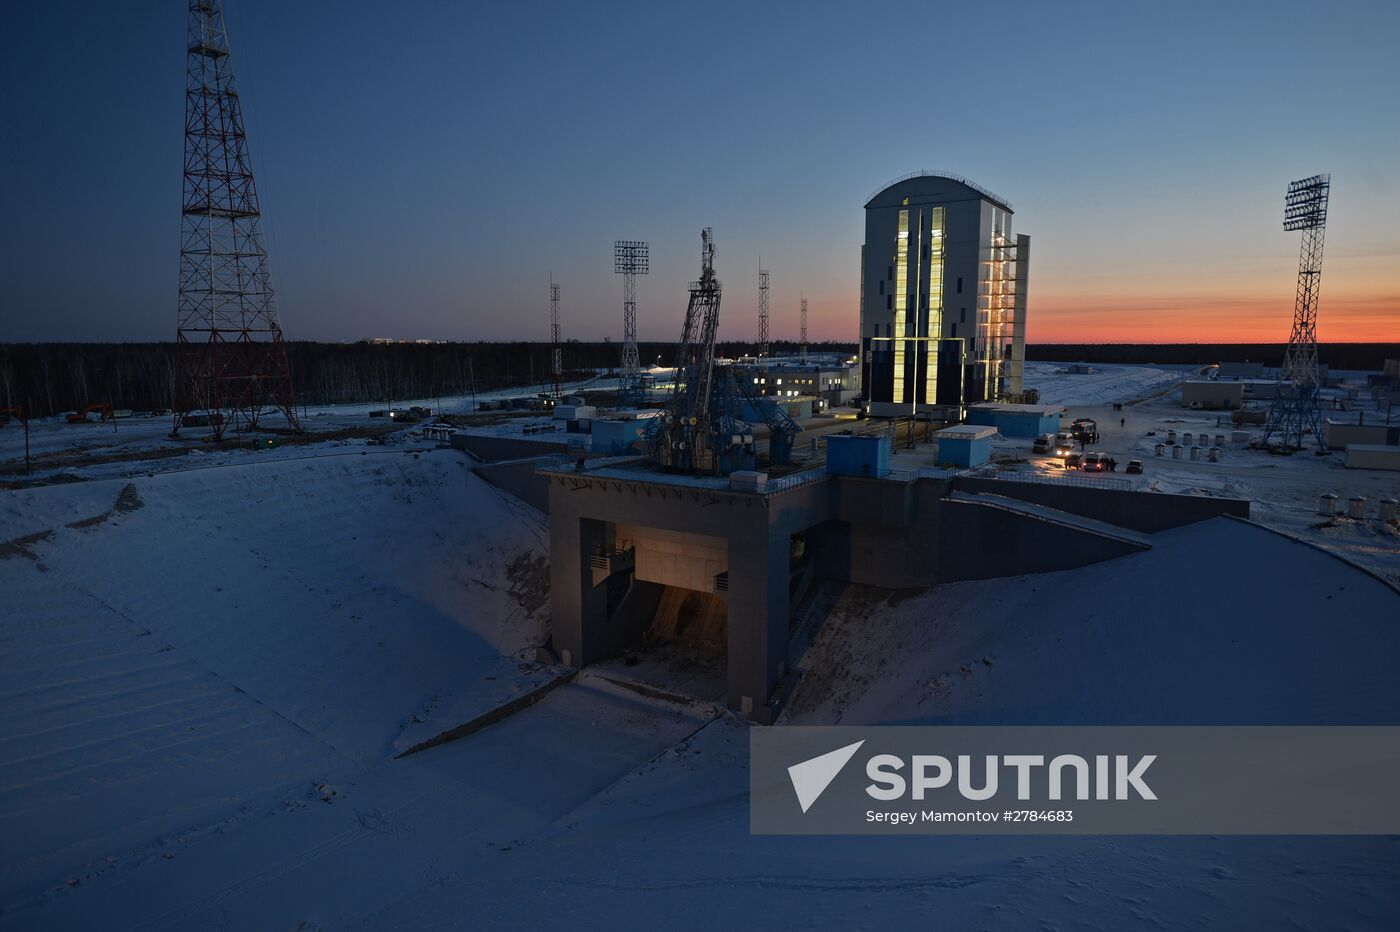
[0,340,855,417]
[4,340,1393,418]
[1027,343,1398,370]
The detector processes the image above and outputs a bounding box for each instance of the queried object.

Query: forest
[0,340,853,417]
[0,341,1394,418]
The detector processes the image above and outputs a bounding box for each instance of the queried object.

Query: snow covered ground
[2,361,1398,929]
[1022,361,1188,407]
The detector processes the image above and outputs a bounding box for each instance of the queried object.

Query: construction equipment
[648,230,800,475]
[65,403,112,423]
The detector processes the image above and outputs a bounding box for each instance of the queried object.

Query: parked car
[1125,459,1144,474]
[1064,452,1084,470]
[1032,434,1053,454]
[1083,452,1119,472]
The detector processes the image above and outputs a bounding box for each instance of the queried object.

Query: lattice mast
[1264,174,1330,450]
[173,0,300,440]
[651,229,755,474]
[549,279,562,399]
[614,241,649,406]
[799,293,808,360]
[758,263,770,357]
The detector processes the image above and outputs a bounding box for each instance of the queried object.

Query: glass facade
[925,206,945,404]
[892,207,909,404]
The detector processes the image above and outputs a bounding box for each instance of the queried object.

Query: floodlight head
[1283,174,1330,231]
[614,240,649,275]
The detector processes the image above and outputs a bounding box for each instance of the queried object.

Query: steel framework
[549,280,562,398]
[172,0,300,441]
[799,294,808,360]
[614,240,648,406]
[758,265,770,357]
[1264,174,1330,450]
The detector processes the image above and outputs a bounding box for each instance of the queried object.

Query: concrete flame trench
[541,461,1249,724]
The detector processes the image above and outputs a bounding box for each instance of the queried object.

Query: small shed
[1182,380,1245,410]
[1345,444,1400,471]
[825,433,891,477]
[966,403,1060,438]
[935,425,997,467]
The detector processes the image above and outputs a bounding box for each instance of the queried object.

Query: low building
[731,357,859,408]
[965,402,1061,438]
[590,412,659,455]
[825,433,891,477]
[1345,444,1400,471]
[1217,361,1268,380]
[935,424,996,466]
[1323,420,1400,450]
[1183,381,1245,409]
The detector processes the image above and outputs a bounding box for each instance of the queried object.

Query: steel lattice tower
[1263,174,1330,450]
[758,265,770,357]
[799,293,808,360]
[173,0,299,441]
[549,280,562,399]
[614,241,649,406]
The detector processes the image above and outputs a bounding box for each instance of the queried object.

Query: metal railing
[763,468,829,495]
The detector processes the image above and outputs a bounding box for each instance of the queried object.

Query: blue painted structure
[590,416,656,455]
[825,433,891,477]
[966,403,1061,439]
[935,425,997,467]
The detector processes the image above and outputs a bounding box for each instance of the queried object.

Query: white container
[1318,492,1339,516]
[1380,498,1398,522]
[1347,496,1367,520]
[1231,430,1250,445]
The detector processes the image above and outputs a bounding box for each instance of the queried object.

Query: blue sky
[2,0,1397,343]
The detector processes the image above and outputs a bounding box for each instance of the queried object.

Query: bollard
[1167,430,1177,444]
[1183,432,1194,446]
[1347,496,1367,520]
[1173,444,1183,459]
[1215,434,1225,447]
[1381,498,1398,523]
[1190,446,1201,461]
[1318,492,1338,516]
[1155,443,1165,457]
[1208,447,1220,462]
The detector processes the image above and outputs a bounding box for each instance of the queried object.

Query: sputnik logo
[787,740,865,813]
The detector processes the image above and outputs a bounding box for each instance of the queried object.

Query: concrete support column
[550,512,609,667]
[725,527,790,722]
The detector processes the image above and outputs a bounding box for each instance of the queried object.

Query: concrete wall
[616,524,727,592]
[935,498,1147,583]
[473,458,552,511]
[952,476,1249,532]
[451,433,572,463]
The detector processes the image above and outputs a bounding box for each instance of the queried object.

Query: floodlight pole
[1263,174,1330,450]
[614,241,649,407]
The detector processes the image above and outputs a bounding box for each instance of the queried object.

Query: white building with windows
[859,171,1029,418]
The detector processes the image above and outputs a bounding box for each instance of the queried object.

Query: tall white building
[859,171,1029,417]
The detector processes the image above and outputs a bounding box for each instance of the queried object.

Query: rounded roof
[865,170,1012,213]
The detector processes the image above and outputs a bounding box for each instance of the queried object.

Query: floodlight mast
[549,279,562,399]
[1263,174,1330,450]
[758,264,770,358]
[614,240,649,407]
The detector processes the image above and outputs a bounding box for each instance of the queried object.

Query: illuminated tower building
[859,171,1029,417]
